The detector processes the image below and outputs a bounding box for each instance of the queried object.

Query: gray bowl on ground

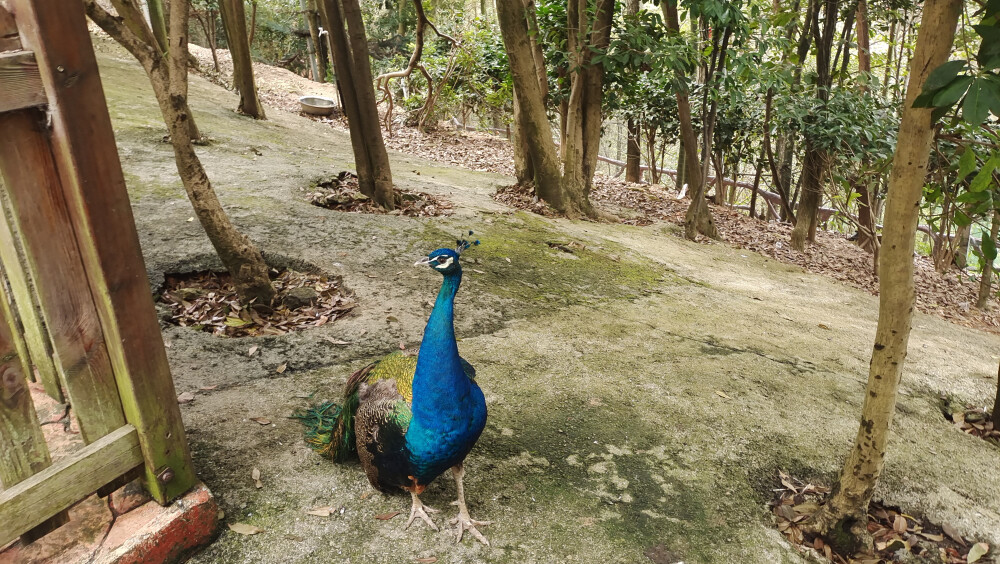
[298,96,336,116]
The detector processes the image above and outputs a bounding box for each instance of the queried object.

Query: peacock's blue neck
[409,267,472,430]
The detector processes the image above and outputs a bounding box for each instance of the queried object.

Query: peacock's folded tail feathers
[293,351,418,462]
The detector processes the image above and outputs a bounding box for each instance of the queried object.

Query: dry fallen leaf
[283,534,305,541]
[305,506,334,517]
[386,315,399,323]
[967,542,989,563]
[177,391,196,404]
[324,337,350,345]
[893,514,907,533]
[252,467,262,489]
[249,345,259,357]
[943,523,966,546]
[374,511,400,521]
[228,522,263,535]
[715,390,733,400]
[200,385,218,391]
[817,323,831,330]
[276,363,287,374]
[250,417,271,425]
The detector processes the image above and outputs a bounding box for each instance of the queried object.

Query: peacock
[296,234,490,544]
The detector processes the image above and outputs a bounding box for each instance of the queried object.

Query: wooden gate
[0,0,194,547]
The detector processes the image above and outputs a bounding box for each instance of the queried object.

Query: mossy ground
[84,36,1000,563]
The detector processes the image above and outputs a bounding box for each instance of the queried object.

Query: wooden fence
[0,0,194,547]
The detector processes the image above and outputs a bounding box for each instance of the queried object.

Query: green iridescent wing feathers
[293,351,416,461]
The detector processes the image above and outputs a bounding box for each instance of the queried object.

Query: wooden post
[7,0,195,503]
[0,108,128,444]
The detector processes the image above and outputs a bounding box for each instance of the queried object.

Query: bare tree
[803,0,961,549]
[85,0,275,304]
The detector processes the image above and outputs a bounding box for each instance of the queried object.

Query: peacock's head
[415,232,479,275]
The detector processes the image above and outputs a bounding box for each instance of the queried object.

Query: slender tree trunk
[219,0,266,119]
[302,0,324,82]
[624,0,641,183]
[853,0,877,265]
[977,212,999,308]
[882,18,895,94]
[993,361,1000,429]
[318,0,396,208]
[147,0,168,53]
[749,145,764,219]
[248,0,257,46]
[85,0,275,304]
[511,92,534,184]
[804,0,960,550]
[626,118,641,183]
[661,0,717,239]
[790,0,837,250]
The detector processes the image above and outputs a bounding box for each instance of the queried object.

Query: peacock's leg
[405,491,440,531]
[448,463,491,545]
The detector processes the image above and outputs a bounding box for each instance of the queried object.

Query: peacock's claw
[405,492,440,531]
[449,511,491,545]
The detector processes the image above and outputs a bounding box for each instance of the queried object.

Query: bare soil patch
[160,269,355,337]
[771,472,991,564]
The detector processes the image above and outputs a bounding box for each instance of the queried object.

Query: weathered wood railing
[0,0,194,547]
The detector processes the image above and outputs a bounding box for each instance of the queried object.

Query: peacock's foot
[405,491,440,531]
[449,509,491,545]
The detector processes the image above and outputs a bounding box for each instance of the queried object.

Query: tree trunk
[977,212,999,309]
[803,0,960,550]
[993,361,1000,429]
[626,117,641,183]
[661,0,717,239]
[496,0,563,208]
[303,0,325,82]
[318,0,396,208]
[748,145,764,220]
[85,0,275,305]
[790,0,836,251]
[624,0,641,183]
[219,0,266,119]
[511,92,534,184]
[146,0,168,53]
[248,1,257,46]
[497,0,607,218]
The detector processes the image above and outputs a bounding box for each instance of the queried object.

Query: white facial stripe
[435,256,454,269]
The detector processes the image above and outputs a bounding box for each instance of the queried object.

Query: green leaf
[963,79,991,124]
[956,190,990,204]
[959,147,978,180]
[969,155,1000,192]
[982,75,1000,116]
[954,209,973,227]
[912,90,936,108]
[224,316,251,327]
[975,26,1000,70]
[922,59,967,92]
[931,75,973,107]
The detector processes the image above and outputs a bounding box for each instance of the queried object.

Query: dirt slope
[84,36,1000,564]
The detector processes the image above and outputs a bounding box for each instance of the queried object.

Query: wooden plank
[10,0,195,503]
[0,4,19,51]
[0,424,142,547]
[0,51,45,113]
[0,192,63,401]
[0,283,49,489]
[0,108,126,444]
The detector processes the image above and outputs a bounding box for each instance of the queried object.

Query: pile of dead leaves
[590,177,688,226]
[160,270,355,337]
[307,171,452,217]
[492,182,558,217]
[942,399,1000,446]
[771,471,991,564]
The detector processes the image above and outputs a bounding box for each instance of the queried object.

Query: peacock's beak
[414,256,432,267]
